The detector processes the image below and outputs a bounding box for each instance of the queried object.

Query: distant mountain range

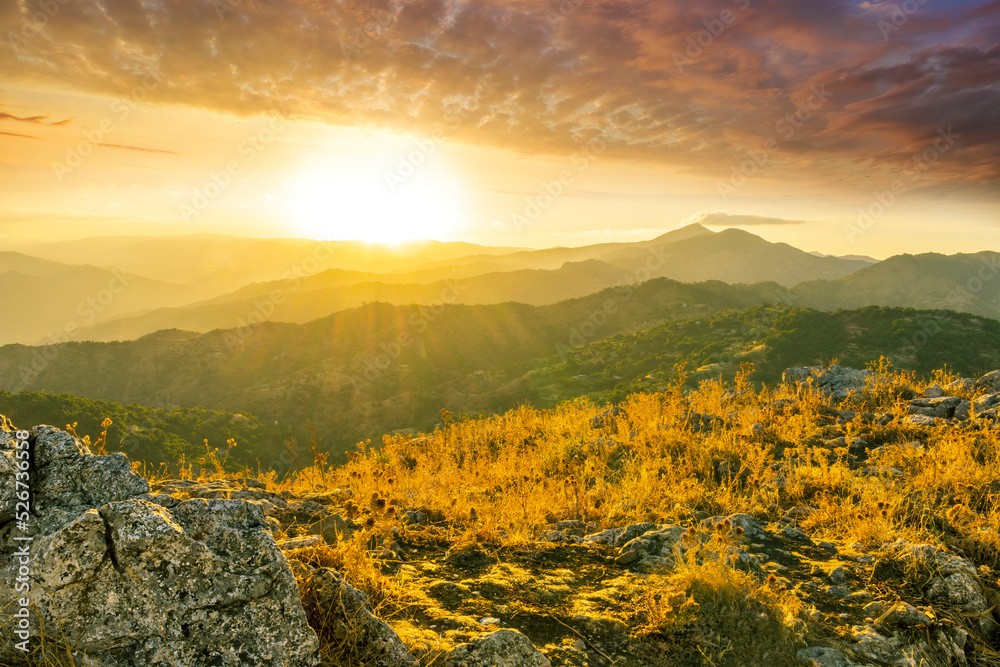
[6,224,889,344]
[2,271,998,461]
[0,252,200,345]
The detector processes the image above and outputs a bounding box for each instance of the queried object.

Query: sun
[284,148,465,244]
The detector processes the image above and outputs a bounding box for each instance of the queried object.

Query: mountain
[54,225,876,342]
[522,305,1000,405]
[0,278,782,457]
[792,252,1000,321]
[71,259,636,341]
[600,227,874,286]
[3,264,996,463]
[9,234,531,294]
[0,252,201,346]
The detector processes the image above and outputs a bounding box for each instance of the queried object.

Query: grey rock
[903,414,936,427]
[954,400,972,420]
[908,396,961,418]
[0,425,320,667]
[923,384,945,398]
[309,512,352,543]
[975,370,1000,393]
[874,602,933,630]
[570,614,628,648]
[797,647,860,667]
[302,568,418,667]
[589,406,622,429]
[556,520,587,536]
[784,365,872,400]
[896,543,997,638]
[444,629,550,667]
[945,378,975,395]
[829,565,849,586]
[401,509,429,526]
[781,525,812,543]
[973,393,1000,412]
[583,522,658,548]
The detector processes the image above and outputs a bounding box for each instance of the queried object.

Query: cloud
[0,111,71,125]
[96,143,181,155]
[686,211,812,226]
[0,131,39,139]
[1,0,996,194]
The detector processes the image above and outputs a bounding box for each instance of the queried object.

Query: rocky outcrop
[783,365,872,399]
[0,423,319,666]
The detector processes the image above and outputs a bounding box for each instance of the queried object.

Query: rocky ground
[2,365,1000,666]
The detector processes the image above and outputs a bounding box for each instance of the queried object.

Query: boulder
[973,393,1000,412]
[903,414,936,427]
[443,629,550,667]
[301,568,418,667]
[924,384,945,398]
[975,370,1000,393]
[945,378,975,395]
[908,396,961,418]
[0,424,320,666]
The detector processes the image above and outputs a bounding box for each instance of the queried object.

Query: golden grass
[121,359,1000,665]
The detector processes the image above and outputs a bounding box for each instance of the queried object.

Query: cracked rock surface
[0,423,319,666]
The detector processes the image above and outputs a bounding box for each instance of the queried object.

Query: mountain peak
[647,222,714,245]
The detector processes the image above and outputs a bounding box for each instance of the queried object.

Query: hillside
[793,252,1000,321]
[71,259,632,342]
[9,235,530,294]
[6,363,1000,667]
[0,390,278,467]
[601,227,874,286]
[523,306,1000,406]
[3,294,999,464]
[0,252,203,345]
[0,279,784,457]
[13,226,878,343]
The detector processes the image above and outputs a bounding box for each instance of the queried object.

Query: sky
[0,0,998,257]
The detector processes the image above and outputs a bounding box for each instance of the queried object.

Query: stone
[797,647,859,667]
[570,615,628,648]
[945,378,975,395]
[908,396,961,418]
[924,384,945,398]
[309,513,351,543]
[278,534,324,550]
[443,629,550,667]
[301,568,418,667]
[975,370,1000,393]
[874,602,933,630]
[583,522,658,548]
[904,414,936,427]
[829,565,849,586]
[589,406,622,429]
[0,425,320,667]
[784,365,872,400]
[954,400,972,420]
[973,393,1000,412]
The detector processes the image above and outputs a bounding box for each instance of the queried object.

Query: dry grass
[119,359,1000,665]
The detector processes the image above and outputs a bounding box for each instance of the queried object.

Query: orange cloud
[1,0,996,196]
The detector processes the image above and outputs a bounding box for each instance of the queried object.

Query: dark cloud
[0,131,39,139]
[2,0,996,193]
